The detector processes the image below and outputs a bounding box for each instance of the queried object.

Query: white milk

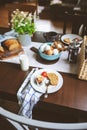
[19,54,29,71]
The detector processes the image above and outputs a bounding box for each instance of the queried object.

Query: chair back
[0,107,87,130]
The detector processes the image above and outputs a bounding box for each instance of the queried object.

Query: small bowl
[38,43,62,61]
[43,31,58,42]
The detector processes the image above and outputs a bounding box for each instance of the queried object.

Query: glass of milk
[19,54,29,71]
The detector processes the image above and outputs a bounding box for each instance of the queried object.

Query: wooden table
[0,62,87,123]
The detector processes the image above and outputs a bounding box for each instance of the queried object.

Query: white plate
[30,69,63,94]
[61,34,83,46]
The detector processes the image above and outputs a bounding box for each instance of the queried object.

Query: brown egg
[46,49,53,55]
[57,43,62,49]
[50,46,54,50]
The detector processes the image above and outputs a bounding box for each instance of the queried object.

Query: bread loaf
[3,39,20,51]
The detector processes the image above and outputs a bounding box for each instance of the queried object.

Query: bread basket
[78,35,87,80]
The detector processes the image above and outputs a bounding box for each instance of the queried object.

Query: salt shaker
[19,54,29,71]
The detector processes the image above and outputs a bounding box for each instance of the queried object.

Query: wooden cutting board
[0,45,24,60]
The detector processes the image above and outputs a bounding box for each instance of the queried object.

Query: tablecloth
[0,42,78,74]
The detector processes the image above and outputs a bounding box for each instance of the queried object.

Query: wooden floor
[0,2,72,34]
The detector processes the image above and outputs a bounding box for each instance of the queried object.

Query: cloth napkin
[0,30,18,44]
[17,68,42,118]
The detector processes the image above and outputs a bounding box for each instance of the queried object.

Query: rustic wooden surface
[0,62,87,123]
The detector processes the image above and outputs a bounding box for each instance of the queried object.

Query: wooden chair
[0,27,10,34]
[1,106,87,130]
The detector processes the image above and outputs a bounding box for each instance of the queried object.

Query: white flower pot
[18,34,31,46]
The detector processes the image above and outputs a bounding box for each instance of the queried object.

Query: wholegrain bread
[47,72,58,85]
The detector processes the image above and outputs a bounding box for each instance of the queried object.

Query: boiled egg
[40,43,47,52]
[45,45,51,51]
[53,49,59,55]
[46,49,53,55]
[57,44,62,49]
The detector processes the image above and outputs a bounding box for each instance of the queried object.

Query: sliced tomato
[41,71,47,77]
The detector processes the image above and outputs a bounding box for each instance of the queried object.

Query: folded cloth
[4,30,18,37]
[17,68,42,118]
[0,30,18,44]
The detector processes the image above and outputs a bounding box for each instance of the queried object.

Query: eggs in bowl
[38,42,62,61]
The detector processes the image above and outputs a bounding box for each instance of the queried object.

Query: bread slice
[47,72,58,85]
[0,46,4,53]
[63,38,71,44]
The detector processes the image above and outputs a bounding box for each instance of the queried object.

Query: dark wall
[38,0,51,6]
[0,0,13,5]
[62,0,78,4]
[78,0,87,6]
[0,0,22,5]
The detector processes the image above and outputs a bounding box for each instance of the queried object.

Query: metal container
[68,42,79,63]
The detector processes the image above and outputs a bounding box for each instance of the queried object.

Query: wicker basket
[78,35,87,81]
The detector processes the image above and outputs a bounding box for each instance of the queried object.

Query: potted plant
[10,9,36,46]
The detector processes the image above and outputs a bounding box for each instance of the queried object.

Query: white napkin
[17,68,42,118]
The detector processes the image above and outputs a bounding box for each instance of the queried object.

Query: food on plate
[3,39,20,51]
[36,75,44,84]
[63,38,71,44]
[47,72,58,85]
[0,46,4,53]
[35,71,58,86]
[41,71,47,77]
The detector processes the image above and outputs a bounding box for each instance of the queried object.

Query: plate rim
[30,68,63,94]
[61,34,83,45]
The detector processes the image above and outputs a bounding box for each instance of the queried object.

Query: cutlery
[44,83,49,98]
